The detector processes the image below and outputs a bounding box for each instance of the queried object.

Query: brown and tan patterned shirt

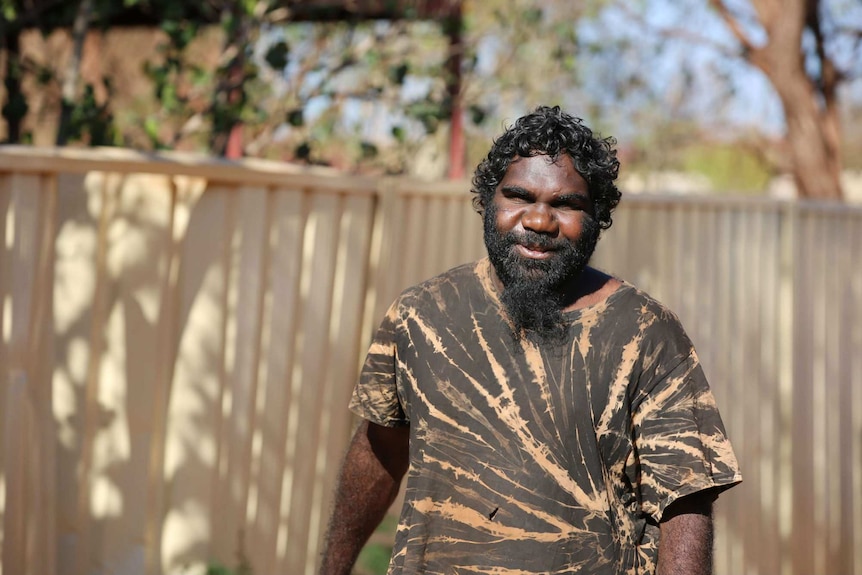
[350,259,742,575]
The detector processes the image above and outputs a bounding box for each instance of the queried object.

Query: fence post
[777,201,796,575]
[2,371,30,575]
[0,172,57,575]
[359,177,399,357]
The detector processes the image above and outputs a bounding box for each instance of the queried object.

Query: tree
[456,1,606,171]
[708,0,858,200]
[601,0,861,200]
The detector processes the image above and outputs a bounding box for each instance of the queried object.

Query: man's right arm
[318,420,410,575]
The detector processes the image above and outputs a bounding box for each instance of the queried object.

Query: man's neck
[486,261,621,313]
[559,266,621,312]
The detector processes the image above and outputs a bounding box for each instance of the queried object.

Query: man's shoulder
[598,276,687,331]
[420,259,485,287]
[600,280,700,364]
[398,259,488,302]
[380,260,492,333]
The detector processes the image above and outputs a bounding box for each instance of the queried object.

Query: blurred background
[1,0,861,574]
[3,0,862,198]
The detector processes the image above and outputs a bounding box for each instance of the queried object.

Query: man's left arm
[656,490,716,575]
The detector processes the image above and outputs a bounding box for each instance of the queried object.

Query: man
[320,106,741,575]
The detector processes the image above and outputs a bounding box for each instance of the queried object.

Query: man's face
[483,154,600,338]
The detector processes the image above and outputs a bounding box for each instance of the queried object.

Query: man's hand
[657,491,716,575]
[318,421,409,575]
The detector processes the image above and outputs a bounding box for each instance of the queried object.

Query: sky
[576,0,785,138]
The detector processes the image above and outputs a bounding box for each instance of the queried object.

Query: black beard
[483,203,600,344]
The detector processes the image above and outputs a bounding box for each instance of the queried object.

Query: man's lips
[514,243,555,259]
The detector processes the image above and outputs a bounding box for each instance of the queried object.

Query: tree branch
[807,1,844,93]
[56,0,94,146]
[707,0,759,55]
[609,0,747,61]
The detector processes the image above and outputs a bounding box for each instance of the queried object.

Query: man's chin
[505,252,578,289]
[514,265,557,286]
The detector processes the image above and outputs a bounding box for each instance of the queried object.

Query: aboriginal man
[319,105,742,575]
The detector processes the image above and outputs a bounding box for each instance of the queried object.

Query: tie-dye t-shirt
[350,258,741,575]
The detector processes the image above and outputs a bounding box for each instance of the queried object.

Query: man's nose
[521,204,558,235]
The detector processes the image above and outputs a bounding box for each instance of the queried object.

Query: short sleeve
[631,349,742,522]
[349,299,410,427]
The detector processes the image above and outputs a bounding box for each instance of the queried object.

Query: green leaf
[181,22,198,47]
[144,117,161,143]
[295,142,311,160]
[160,84,178,110]
[358,542,394,575]
[2,92,28,121]
[161,19,180,36]
[240,0,259,16]
[365,49,381,66]
[388,63,409,85]
[36,66,54,86]
[190,65,211,87]
[265,41,290,70]
[405,100,445,133]
[523,7,543,25]
[2,2,17,21]
[204,563,233,575]
[360,141,378,158]
[286,108,304,126]
[469,105,486,125]
[391,125,406,142]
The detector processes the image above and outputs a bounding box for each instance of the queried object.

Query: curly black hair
[471,105,621,230]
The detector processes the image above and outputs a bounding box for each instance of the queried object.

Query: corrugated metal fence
[1,147,860,575]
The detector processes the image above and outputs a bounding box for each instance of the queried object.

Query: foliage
[205,562,252,575]
[459,1,604,163]
[357,543,394,575]
[1,0,612,171]
[1,0,130,143]
[68,1,457,165]
[244,18,455,171]
[203,528,253,575]
[682,144,773,192]
[0,0,278,152]
[64,81,118,145]
[133,0,286,155]
[355,513,399,575]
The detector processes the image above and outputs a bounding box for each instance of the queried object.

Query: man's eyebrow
[500,185,533,197]
[555,192,591,203]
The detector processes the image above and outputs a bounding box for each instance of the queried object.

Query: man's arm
[656,491,715,575]
[319,420,410,575]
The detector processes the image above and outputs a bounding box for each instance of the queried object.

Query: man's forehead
[501,154,588,188]
[505,152,580,172]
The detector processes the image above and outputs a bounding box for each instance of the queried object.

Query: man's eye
[555,202,581,211]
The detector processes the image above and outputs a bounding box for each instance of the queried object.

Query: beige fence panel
[2,146,862,575]
[1,170,58,575]
[363,179,484,331]
[0,148,384,575]
[594,197,862,575]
